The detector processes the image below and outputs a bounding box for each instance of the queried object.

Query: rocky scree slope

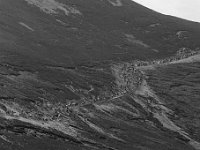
[0,0,200,150]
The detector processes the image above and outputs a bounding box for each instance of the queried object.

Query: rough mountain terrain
[0,0,200,150]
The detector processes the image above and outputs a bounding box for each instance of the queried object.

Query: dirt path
[111,52,200,150]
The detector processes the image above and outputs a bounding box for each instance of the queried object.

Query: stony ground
[0,0,200,150]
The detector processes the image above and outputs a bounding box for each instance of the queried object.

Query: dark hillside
[0,0,200,150]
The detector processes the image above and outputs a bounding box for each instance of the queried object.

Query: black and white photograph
[0,0,200,149]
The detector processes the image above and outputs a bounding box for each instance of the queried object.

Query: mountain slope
[0,0,200,150]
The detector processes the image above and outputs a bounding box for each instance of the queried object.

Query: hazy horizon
[133,0,200,22]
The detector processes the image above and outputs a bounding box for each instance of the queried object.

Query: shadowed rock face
[0,0,200,150]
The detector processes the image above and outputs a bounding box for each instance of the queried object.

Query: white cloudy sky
[133,0,200,22]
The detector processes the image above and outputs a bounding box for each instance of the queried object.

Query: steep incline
[0,0,200,150]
